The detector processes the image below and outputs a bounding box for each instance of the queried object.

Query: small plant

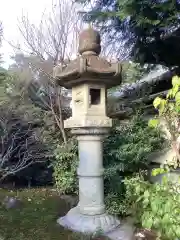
[149,75,180,169]
[123,173,180,240]
[123,75,180,239]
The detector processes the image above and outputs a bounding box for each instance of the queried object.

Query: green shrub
[53,138,78,194]
[149,75,180,168]
[103,115,164,190]
[118,75,180,239]
[122,173,180,240]
[53,115,165,214]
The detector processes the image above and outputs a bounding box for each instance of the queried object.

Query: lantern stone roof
[53,27,122,89]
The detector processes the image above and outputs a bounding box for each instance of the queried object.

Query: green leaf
[151,168,158,176]
[175,226,180,237]
[153,97,162,109]
[168,102,175,111]
[143,216,153,229]
[152,20,161,25]
[143,198,149,207]
[151,201,158,213]
[148,119,160,128]
[164,201,171,213]
[172,76,180,87]
[172,84,179,97]
[162,213,170,224]
[167,89,173,98]
[175,105,180,113]
[175,91,180,104]
[144,190,150,198]
[159,99,167,114]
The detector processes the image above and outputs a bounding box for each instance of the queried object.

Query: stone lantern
[53,27,126,236]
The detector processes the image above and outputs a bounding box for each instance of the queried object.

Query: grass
[0,188,108,240]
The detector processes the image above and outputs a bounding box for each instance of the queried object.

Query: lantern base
[57,206,120,235]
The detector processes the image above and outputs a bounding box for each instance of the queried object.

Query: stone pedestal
[57,128,120,234]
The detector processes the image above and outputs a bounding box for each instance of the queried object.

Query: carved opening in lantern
[89,88,101,105]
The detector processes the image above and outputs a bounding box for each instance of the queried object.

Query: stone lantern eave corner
[53,59,122,89]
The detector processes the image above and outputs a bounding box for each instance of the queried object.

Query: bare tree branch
[0,111,49,182]
[8,0,84,143]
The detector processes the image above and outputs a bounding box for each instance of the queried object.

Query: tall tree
[0,23,7,98]
[9,0,84,143]
[8,52,72,144]
[0,22,4,67]
[76,0,180,67]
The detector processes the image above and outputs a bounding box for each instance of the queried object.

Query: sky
[0,0,54,68]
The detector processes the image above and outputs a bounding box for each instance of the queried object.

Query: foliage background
[53,115,165,215]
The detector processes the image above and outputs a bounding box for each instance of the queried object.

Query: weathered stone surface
[53,27,122,89]
[55,27,125,236]
[64,117,112,129]
[65,83,112,129]
[106,222,135,240]
[57,206,120,234]
[57,128,122,234]
[78,27,101,55]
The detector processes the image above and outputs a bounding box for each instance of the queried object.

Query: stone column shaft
[77,135,105,215]
[57,128,121,234]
